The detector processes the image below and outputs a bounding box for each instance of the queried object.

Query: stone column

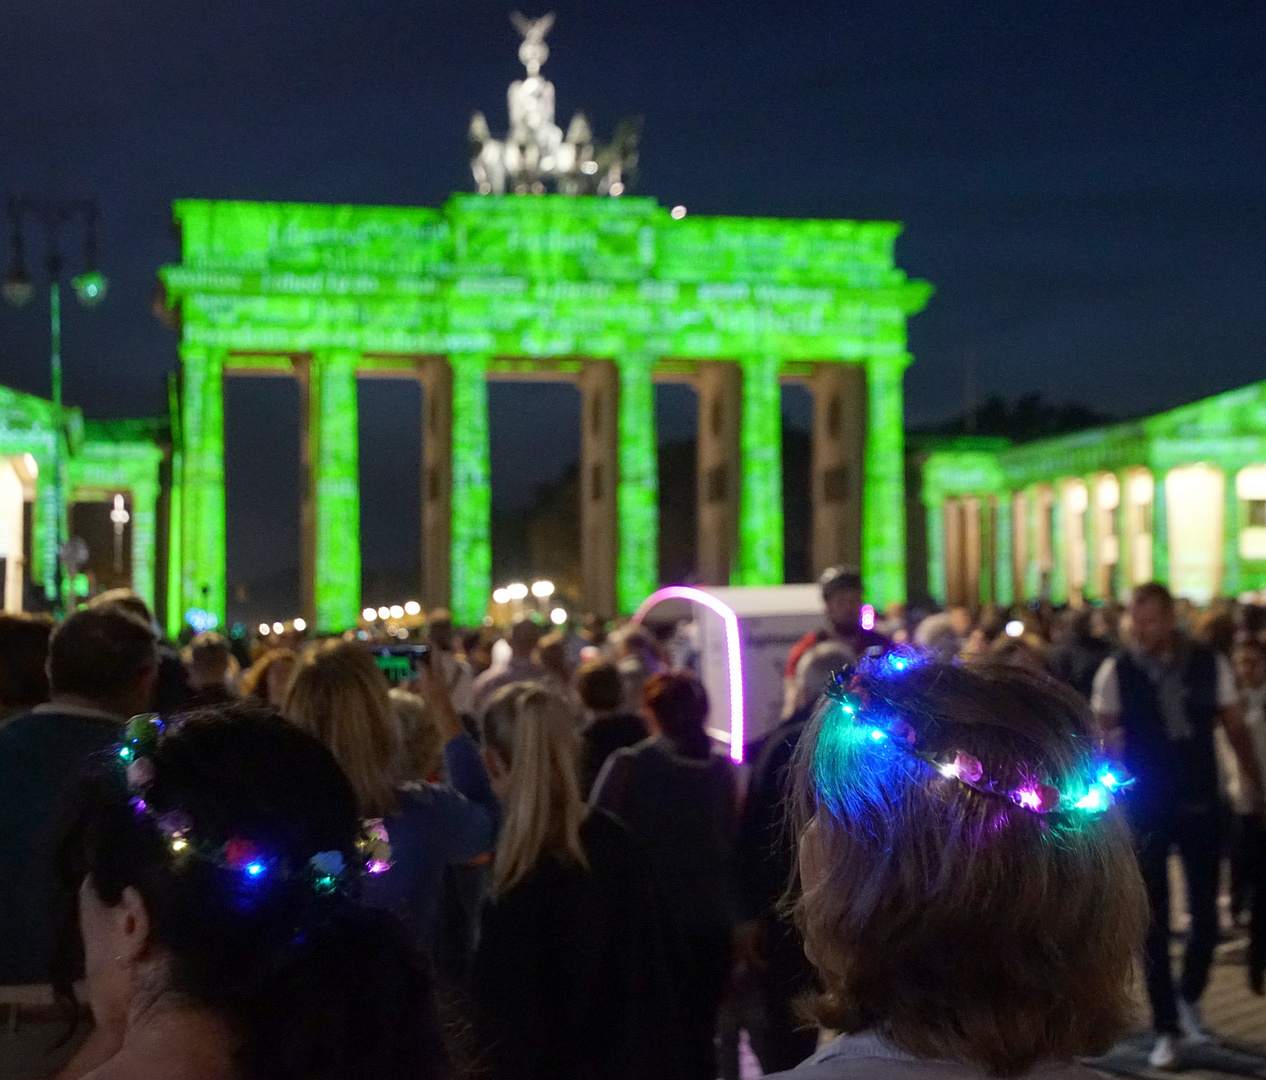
[449,354,492,626]
[926,500,947,605]
[130,473,161,617]
[1152,471,1169,586]
[29,445,57,606]
[1223,467,1242,598]
[863,357,908,609]
[179,343,227,626]
[417,358,453,613]
[994,495,1014,606]
[736,354,783,586]
[1048,490,1067,604]
[303,350,362,633]
[579,359,619,617]
[810,362,866,576]
[696,361,741,585]
[616,351,658,613]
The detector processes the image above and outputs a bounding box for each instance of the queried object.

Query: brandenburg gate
[157,17,930,632]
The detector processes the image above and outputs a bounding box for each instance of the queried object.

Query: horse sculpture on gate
[469,12,639,197]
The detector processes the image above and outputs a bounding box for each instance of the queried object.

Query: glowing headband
[118,714,393,893]
[823,654,1132,817]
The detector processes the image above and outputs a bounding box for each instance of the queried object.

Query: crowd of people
[0,572,1259,1078]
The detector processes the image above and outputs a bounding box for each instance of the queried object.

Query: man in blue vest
[1093,582,1264,1070]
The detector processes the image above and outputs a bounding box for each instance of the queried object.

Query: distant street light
[531,579,555,598]
[4,193,108,613]
[506,582,529,601]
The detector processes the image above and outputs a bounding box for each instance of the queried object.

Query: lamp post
[3,195,108,614]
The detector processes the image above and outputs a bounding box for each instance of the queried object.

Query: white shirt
[1090,651,1237,719]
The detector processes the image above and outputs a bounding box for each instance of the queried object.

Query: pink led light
[860,604,875,631]
[1015,787,1043,811]
[634,586,746,763]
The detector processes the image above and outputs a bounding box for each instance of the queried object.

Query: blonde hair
[482,683,587,895]
[238,648,297,704]
[389,687,444,782]
[286,641,403,817]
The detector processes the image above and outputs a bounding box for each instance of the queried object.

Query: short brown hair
[0,613,54,711]
[49,608,157,701]
[1131,581,1174,612]
[576,660,622,712]
[642,670,710,759]
[791,655,1146,1077]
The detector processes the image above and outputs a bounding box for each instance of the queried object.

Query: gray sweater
[766,1032,1105,1080]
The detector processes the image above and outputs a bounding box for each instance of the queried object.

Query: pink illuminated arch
[633,586,745,763]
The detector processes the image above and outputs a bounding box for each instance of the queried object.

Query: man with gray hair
[736,640,854,1072]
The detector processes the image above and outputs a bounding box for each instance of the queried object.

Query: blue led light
[245,862,265,877]
[869,728,886,742]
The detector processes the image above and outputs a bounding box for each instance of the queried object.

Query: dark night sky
[1,1,1263,611]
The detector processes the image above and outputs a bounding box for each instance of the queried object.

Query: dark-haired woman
[591,670,738,1080]
[764,649,1147,1079]
[52,701,452,1080]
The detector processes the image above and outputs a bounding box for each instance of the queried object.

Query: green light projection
[161,196,931,627]
[736,354,782,585]
[311,350,361,632]
[0,387,162,616]
[616,352,657,612]
[451,354,492,626]
[921,380,1266,605]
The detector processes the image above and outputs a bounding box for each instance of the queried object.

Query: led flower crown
[821,650,1132,818]
[117,714,392,893]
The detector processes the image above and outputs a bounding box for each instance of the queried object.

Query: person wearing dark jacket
[736,642,851,1073]
[576,659,648,797]
[1049,608,1112,700]
[0,607,158,989]
[592,670,737,1080]
[473,683,683,1080]
[1092,583,1265,1070]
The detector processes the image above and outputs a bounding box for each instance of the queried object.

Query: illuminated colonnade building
[159,196,932,632]
[0,385,164,614]
[921,381,1266,608]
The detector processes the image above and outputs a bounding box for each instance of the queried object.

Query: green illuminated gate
[160,195,931,631]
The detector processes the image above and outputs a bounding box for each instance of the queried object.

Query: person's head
[793,642,854,713]
[791,650,1147,1077]
[1129,583,1176,655]
[821,567,864,636]
[462,629,494,675]
[481,683,586,895]
[641,669,711,759]
[48,608,159,718]
[183,632,236,692]
[535,631,569,681]
[427,611,456,653]
[508,618,543,658]
[86,588,155,629]
[55,703,451,1080]
[576,659,623,716]
[987,633,1048,675]
[238,649,298,710]
[286,642,402,818]
[1233,640,1266,690]
[0,613,54,717]
[389,688,444,783]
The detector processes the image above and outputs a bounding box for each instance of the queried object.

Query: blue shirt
[361,731,499,951]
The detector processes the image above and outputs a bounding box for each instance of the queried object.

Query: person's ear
[115,886,152,966]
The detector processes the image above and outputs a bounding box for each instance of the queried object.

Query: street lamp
[3,194,108,613]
